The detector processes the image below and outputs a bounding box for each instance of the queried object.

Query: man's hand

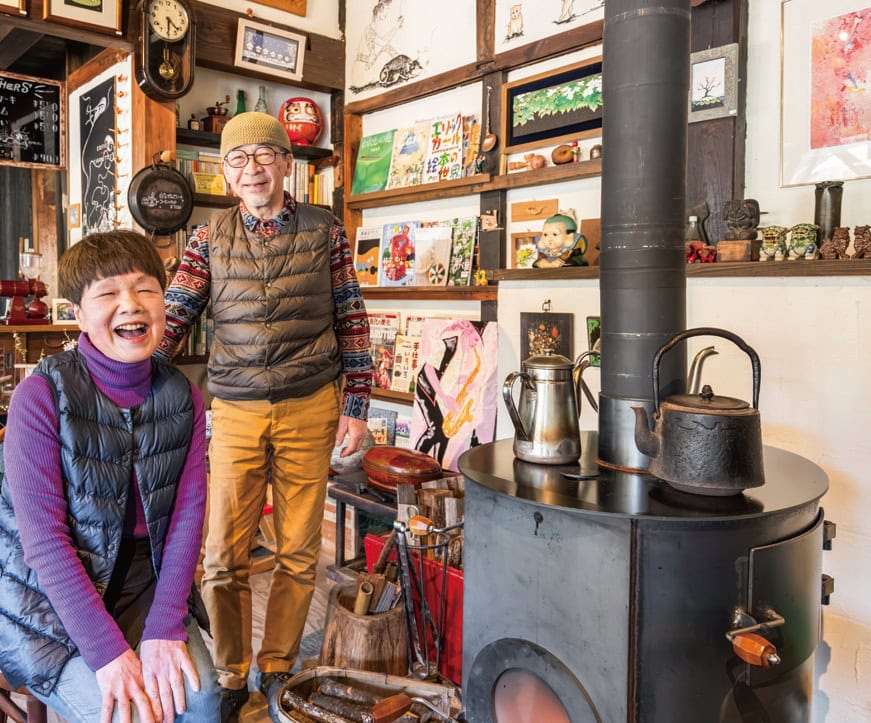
[335,415,368,456]
[140,639,200,723]
[95,649,157,723]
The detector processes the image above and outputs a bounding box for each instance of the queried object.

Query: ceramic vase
[814,181,843,246]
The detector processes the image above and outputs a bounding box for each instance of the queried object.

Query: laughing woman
[0,230,220,723]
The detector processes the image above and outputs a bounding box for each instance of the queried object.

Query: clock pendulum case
[135,0,196,101]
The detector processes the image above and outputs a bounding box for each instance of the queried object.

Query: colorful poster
[411,319,498,472]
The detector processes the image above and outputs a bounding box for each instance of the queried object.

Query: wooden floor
[39,543,337,723]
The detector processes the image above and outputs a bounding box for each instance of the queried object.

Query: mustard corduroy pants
[202,381,340,690]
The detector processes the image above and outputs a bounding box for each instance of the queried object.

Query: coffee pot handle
[651,327,761,412]
[502,371,533,441]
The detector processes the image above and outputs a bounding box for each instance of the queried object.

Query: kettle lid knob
[700,384,714,401]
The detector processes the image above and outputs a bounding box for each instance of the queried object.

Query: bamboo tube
[354,581,374,615]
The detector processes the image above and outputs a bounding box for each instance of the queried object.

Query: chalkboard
[0,71,65,170]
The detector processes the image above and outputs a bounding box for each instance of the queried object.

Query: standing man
[156,112,372,721]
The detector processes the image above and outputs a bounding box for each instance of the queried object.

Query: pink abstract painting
[411,319,498,473]
[810,8,871,149]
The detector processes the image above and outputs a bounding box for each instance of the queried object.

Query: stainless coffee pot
[503,351,597,464]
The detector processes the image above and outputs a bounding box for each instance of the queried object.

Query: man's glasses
[224,147,287,168]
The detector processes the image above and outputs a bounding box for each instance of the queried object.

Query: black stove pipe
[598,0,691,471]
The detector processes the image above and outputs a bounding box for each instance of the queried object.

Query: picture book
[462,114,481,176]
[351,129,396,195]
[378,221,419,287]
[395,415,412,449]
[368,312,400,389]
[410,319,499,472]
[414,222,453,286]
[354,226,382,286]
[422,114,465,185]
[386,121,429,189]
[391,333,422,394]
[446,216,479,286]
[368,407,398,445]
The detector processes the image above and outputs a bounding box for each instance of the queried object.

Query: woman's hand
[95,649,157,723]
[140,639,200,723]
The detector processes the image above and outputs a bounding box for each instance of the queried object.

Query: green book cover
[351,129,396,195]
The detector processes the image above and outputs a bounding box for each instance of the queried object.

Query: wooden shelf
[371,388,413,404]
[176,128,333,161]
[0,324,80,334]
[192,192,238,208]
[489,258,871,281]
[362,286,497,301]
[345,159,601,211]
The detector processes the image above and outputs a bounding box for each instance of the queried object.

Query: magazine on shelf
[386,121,429,190]
[413,222,453,286]
[447,216,479,286]
[403,314,428,338]
[378,221,419,287]
[395,415,412,449]
[390,333,422,394]
[351,129,396,195]
[368,312,400,389]
[368,407,398,445]
[422,114,465,185]
[354,225,382,286]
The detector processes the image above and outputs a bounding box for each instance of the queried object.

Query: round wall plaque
[127,163,193,236]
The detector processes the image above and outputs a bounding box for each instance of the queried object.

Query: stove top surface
[458,433,828,521]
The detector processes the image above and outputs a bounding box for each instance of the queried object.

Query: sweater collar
[78,333,152,397]
[241,192,297,237]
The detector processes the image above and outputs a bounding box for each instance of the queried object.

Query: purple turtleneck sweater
[4,334,206,672]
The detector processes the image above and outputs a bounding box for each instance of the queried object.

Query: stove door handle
[731,632,781,668]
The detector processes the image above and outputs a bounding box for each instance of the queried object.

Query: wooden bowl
[362,446,442,491]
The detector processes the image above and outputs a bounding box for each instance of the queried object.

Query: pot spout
[631,406,660,459]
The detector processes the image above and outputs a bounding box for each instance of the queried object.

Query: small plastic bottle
[685,215,701,242]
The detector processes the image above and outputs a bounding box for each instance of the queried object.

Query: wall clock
[135,0,196,100]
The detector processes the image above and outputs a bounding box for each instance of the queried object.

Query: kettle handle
[502,371,534,441]
[652,327,761,412]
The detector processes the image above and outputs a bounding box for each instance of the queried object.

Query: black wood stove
[458,1,834,720]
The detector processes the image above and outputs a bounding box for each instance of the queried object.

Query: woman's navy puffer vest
[0,350,192,693]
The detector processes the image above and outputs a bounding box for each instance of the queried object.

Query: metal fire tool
[393,515,463,680]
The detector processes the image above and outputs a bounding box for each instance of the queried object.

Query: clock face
[147,0,190,42]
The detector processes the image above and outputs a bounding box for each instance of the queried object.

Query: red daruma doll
[279,97,323,146]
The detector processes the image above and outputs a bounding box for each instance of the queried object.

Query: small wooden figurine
[853,225,871,259]
[819,227,850,260]
[723,199,761,240]
[532,211,588,268]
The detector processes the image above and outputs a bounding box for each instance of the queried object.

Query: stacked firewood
[280,677,443,722]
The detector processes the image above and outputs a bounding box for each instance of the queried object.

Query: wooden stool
[0,672,48,723]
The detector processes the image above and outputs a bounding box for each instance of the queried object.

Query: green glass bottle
[235,89,246,116]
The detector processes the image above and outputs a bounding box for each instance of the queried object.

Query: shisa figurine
[819,227,851,260]
[759,226,788,261]
[787,223,819,260]
[723,199,761,240]
[853,226,871,259]
[532,210,589,268]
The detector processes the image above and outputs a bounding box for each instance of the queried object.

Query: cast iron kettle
[503,350,597,465]
[632,327,765,496]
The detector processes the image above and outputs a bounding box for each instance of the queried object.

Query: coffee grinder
[1,239,49,325]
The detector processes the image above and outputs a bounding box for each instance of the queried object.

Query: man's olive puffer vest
[0,351,193,694]
[207,203,341,402]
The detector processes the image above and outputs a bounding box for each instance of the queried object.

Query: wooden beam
[0,28,44,68]
[190,0,344,92]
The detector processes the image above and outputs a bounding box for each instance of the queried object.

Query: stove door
[465,638,601,723]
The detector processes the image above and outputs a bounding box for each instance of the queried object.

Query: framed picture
[502,56,603,153]
[586,316,601,367]
[781,1,871,186]
[248,0,306,16]
[520,312,573,361]
[0,0,26,16]
[67,203,80,229]
[52,298,78,325]
[234,18,306,82]
[688,43,738,123]
[43,0,122,35]
[511,231,539,268]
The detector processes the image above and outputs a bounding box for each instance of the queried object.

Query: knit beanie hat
[220,112,292,159]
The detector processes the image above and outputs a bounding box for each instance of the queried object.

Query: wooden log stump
[320,583,408,676]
